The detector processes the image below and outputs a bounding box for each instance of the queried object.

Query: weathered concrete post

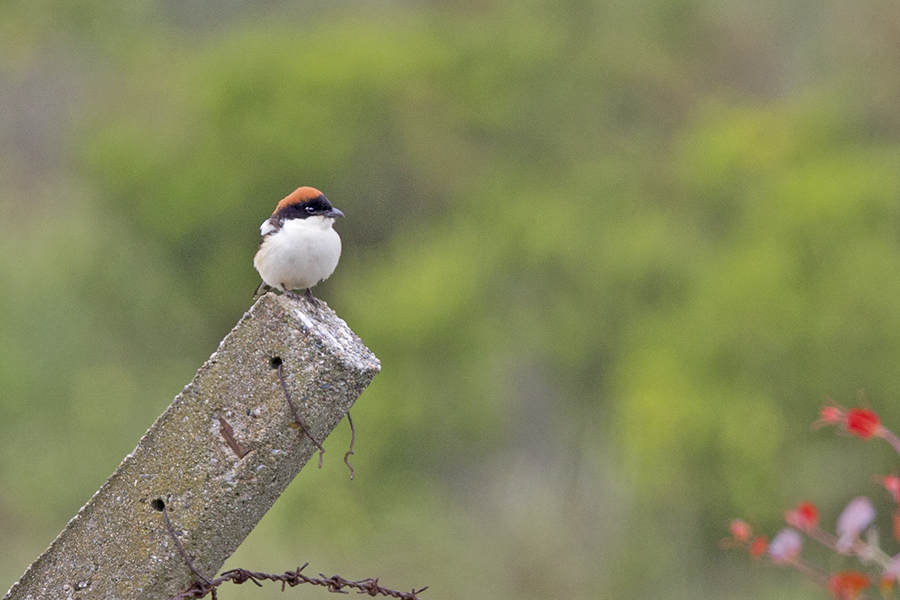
[4,293,380,600]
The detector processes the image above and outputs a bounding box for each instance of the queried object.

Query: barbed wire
[169,564,428,600]
[275,359,326,466]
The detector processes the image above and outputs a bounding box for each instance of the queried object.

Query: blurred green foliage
[3,1,900,598]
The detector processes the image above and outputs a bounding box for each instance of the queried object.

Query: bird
[253,186,344,304]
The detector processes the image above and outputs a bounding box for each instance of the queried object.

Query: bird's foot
[304,288,321,307]
[279,286,320,307]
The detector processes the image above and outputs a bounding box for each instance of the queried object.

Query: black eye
[305,206,316,214]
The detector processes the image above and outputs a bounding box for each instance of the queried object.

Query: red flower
[845,408,882,439]
[827,571,870,600]
[814,404,885,440]
[748,536,768,557]
[785,501,819,531]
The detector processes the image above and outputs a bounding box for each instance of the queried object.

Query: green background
[3,1,900,598]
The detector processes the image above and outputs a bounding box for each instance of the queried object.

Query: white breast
[253,216,342,291]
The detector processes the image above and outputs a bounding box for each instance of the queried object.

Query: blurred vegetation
[3,1,900,598]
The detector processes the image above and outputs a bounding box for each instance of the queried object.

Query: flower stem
[881,428,900,458]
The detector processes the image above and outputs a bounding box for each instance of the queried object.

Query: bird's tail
[253,281,272,300]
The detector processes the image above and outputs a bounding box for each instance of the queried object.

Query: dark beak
[327,207,345,219]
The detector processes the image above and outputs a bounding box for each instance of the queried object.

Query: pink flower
[817,404,845,427]
[880,474,900,504]
[729,519,752,543]
[836,496,876,553]
[768,528,803,564]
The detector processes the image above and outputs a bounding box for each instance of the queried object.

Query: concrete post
[4,293,380,600]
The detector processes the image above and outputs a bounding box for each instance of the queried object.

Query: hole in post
[269,356,283,370]
[150,498,166,511]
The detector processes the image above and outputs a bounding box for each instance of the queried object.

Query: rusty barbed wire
[158,502,213,587]
[168,563,428,600]
[274,358,357,478]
